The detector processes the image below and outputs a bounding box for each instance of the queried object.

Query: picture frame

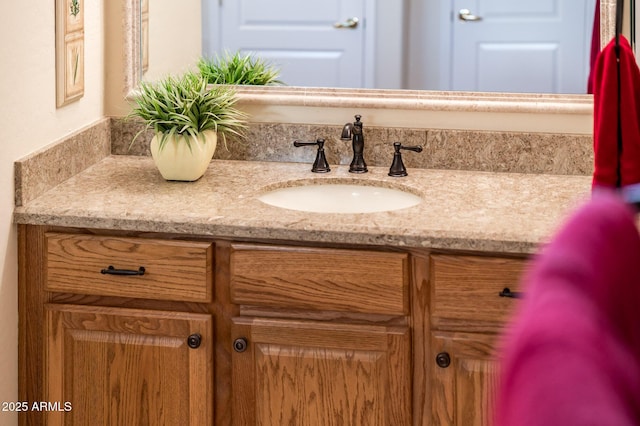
[56,0,85,107]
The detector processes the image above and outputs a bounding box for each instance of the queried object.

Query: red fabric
[587,0,600,94]
[496,193,640,426]
[592,36,640,189]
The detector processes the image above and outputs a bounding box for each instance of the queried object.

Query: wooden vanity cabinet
[231,317,410,425]
[19,225,528,426]
[227,243,413,425]
[45,304,213,425]
[19,227,215,426]
[429,254,527,426]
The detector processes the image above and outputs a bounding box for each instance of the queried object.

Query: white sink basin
[258,183,422,213]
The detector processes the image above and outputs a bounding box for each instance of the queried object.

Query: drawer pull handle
[100,265,146,276]
[499,287,522,299]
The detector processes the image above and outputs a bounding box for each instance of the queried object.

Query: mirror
[122,1,617,121]
[201,0,598,94]
[139,1,202,83]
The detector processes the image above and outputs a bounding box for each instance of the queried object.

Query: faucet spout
[341,114,368,173]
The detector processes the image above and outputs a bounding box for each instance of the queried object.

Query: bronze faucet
[341,114,368,173]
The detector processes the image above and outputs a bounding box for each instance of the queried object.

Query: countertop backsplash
[111,118,594,176]
[15,118,111,207]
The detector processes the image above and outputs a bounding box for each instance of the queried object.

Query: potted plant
[128,72,247,181]
[197,51,283,85]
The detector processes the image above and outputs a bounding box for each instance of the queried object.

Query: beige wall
[0,1,106,425]
[105,0,202,116]
[143,0,202,82]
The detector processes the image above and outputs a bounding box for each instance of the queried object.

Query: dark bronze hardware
[499,287,523,299]
[100,265,146,276]
[388,142,423,177]
[436,352,451,368]
[341,114,368,173]
[293,138,331,173]
[187,333,202,349]
[233,337,248,353]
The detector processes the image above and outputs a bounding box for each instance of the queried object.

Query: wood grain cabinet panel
[45,303,213,425]
[431,331,499,426]
[431,254,526,328]
[229,243,409,315]
[45,233,213,302]
[231,317,411,426]
[429,254,528,426]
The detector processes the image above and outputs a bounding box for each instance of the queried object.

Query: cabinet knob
[187,333,202,349]
[233,337,248,353]
[436,352,451,368]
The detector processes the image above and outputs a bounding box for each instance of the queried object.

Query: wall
[143,0,202,82]
[0,1,106,424]
[105,0,203,116]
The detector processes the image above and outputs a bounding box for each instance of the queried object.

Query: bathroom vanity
[15,156,590,425]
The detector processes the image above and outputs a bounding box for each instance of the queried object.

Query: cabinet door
[45,304,213,425]
[431,331,499,426]
[231,318,411,426]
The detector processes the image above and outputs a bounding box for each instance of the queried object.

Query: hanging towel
[495,192,640,426]
[592,35,640,202]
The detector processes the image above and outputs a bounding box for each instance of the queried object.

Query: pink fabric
[592,36,640,189]
[496,193,640,426]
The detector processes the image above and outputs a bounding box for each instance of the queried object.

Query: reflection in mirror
[126,1,616,113]
[634,0,639,55]
[140,1,202,83]
[202,0,597,94]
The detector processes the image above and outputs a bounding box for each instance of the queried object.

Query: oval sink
[258,183,422,213]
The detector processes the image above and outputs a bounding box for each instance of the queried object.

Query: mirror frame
[124,0,141,96]
[123,1,615,133]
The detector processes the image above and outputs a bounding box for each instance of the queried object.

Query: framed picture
[56,0,85,107]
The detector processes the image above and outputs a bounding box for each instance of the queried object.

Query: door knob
[333,17,359,29]
[458,9,483,22]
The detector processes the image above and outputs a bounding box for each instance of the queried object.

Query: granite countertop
[13,156,592,254]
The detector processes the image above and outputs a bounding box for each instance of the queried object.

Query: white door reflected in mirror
[451,0,596,93]
[200,0,597,93]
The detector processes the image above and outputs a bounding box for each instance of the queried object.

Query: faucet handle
[388,142,423,177]
[293,138,331,173]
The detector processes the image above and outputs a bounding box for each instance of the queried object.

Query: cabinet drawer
[229,244,409,315]
[46,233,213,302]
[431,254,527,327]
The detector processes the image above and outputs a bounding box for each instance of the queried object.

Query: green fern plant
[197,51,283,85]
[128,72,247,151]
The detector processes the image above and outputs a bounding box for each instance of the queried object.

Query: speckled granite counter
[13,156,592,254]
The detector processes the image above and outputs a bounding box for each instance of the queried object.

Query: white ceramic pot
[150,130,217,181]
